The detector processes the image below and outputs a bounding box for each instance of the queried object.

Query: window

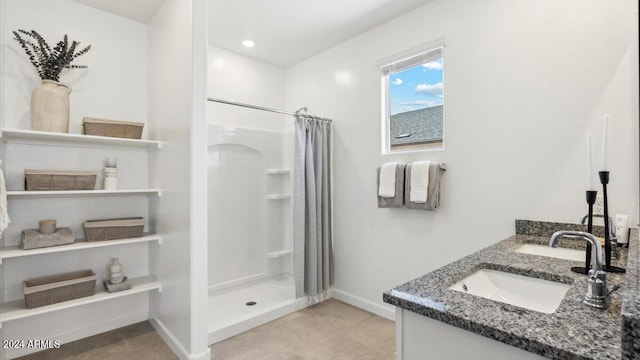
[381,46,444,153]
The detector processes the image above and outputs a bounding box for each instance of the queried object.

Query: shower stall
[206,117,297,343]
[206,96,333,344]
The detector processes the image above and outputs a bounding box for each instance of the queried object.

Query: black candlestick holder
[600,170,625,273]
[571,190,597,275]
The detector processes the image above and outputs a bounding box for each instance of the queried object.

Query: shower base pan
[208,274,298,344]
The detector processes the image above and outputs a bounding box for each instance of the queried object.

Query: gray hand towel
[404,163,441,210]
[20,227,74,250]
[377,164,406,208]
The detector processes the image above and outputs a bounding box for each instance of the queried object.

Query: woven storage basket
[83,117,144,139]
[23,270,96,309]
[84,217,145,241]
[25,170,97,191]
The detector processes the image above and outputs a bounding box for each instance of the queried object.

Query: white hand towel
[378,162,398,198]
[0,168,10,239]
[410,161,431,203]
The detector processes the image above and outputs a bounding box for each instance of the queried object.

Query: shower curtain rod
[207,97,332,123]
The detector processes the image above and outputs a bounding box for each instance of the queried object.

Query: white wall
[285,0,639,316]
[147,0,209,359]
[1,0,148,135]
[207,46,289,132]
[0,1,154,357]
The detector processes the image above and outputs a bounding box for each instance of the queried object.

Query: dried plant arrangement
[13,29,91,82]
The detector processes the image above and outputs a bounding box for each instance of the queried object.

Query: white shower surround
[206,124,297,343]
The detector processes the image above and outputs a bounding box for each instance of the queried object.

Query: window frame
[380,41,445,155]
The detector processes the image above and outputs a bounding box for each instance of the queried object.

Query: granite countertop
[383,220,640,360]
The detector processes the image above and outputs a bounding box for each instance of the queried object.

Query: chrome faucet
[581,214,618,259]
[550,230,609,309]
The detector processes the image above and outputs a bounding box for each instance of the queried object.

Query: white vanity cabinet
[396,308,547,360]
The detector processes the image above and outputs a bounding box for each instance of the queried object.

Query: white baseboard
[333,289,395,321]
[150,318,190,360]
[189,348,211,360]
[150,318,211,360]
[6,311,148,359]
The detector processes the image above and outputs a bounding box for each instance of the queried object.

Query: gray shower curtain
[293,116,332,299]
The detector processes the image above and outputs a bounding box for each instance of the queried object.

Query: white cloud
[392,78,403,85]
[398,100,440,107]
[415,82,443,97]
[422,60,443,70]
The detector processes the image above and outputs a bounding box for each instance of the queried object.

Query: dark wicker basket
[83,217,145,241]
[25,170,97,191]
[23,270,96,309]
[83,117,144,139]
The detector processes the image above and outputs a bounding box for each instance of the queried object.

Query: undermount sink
[515,243,585,262]
[449,269,571,313]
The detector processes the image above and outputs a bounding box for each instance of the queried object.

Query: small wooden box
[84,217,145,241]
[25,170,97,191]
[82,117,144,139]
[23,270,96,309]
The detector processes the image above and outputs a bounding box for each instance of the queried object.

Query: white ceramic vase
[103,165,118,190]
[109,258,124,285]
[31,80,72,133]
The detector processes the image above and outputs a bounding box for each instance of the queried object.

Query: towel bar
[439,163,447,171]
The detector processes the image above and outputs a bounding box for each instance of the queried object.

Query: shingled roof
[390,105,443,146]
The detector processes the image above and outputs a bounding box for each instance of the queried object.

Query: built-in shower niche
[265,167,292,275]
[207,124,295,344]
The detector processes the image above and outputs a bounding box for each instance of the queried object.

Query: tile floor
[211,299,395,360]
[16,321,175,360]
[17,299,395,360]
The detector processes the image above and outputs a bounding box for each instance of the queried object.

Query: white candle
[600,114,609,171]
[587,132,595,190]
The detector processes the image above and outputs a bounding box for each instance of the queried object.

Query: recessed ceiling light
[242,40,255,48]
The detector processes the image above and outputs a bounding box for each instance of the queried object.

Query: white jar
[109,258,124,284]
[103,167,117,190]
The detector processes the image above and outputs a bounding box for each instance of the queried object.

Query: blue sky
[389,58,443,115]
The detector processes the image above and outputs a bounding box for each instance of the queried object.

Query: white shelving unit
[7,189,162,197]
[265,169,290,174]
[266,194,291,200]
[0,128,162,149]
[0,0,203,355]
[264,162,292,285]
[0,275,161,323]
[0,129,162,331]
[266,250,292,258]
[0,234,162,263]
